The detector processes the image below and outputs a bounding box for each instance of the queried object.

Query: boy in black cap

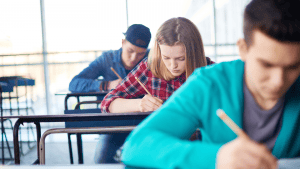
[69,24,151,93]
[68,24,151,163]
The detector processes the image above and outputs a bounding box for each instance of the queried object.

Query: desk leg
[68,133,74,164]
[76,133,83,164]
[1,115,4,165]
[1,88,4,164]
[13,119,22,164]
[34,122,41,164]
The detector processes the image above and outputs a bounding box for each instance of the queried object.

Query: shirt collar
[176,73,186,83]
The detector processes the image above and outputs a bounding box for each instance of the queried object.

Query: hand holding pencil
[216,109,277,169]
[135,76,163,112]
[103,67,123,91]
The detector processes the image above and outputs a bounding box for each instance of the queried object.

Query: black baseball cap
[124,24,151,49]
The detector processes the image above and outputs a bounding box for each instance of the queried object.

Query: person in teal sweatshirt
[121,0,300,168]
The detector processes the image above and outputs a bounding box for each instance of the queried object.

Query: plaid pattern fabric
[100,57,186,113]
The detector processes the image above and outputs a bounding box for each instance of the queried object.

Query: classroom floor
[1,93,103,165]
[21,138,99,165]
[2,133,100,165]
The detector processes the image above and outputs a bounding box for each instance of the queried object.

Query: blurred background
[0,0,252,165]
[0,0,250,116]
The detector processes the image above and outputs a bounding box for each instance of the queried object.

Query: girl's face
[160,44,186,77]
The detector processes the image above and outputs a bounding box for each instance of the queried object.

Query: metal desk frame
[4,112,150,164]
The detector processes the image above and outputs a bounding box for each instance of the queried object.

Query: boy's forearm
[69,77,102,92]
[108,98,141,113]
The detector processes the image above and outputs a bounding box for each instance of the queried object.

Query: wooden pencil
[217,109,248,138]
[110,67,122,80]
[134,77,152,96]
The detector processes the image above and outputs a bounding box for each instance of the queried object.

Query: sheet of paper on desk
[278,158,300,169]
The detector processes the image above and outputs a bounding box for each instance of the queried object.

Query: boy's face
[239,30,300,105]
[121,39,147,70]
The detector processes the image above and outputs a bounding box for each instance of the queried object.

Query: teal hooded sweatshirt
[122,60,300,169]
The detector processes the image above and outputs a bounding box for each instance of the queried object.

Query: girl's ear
[237,38,248,61]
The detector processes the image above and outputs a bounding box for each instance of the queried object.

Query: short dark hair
[244,0,300,46]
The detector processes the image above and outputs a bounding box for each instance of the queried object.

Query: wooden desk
[4,112,151,164]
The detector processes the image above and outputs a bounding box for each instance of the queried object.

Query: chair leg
[1,120,4,164]
[26,108,36,149]
[7,119,13,130]
[3,129,13,159]
[67,133,74,164]
[76,134,83,164]
[6,119,14,159]
[19,126,24,156]
[27,121,30,147]
[29,108,36,142]
[26,123,36,149]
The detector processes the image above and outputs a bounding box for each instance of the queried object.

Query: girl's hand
[139,94,163,112]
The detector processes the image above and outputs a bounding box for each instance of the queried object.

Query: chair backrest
[64,109,143,128]
[64,92,108,110]
[64,92,145,128]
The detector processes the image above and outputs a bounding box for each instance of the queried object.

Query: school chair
[0,83,14,164]
[39,126,136,164]
[0,76,36,156]
[64,92,106,164]
[64,92,145,164]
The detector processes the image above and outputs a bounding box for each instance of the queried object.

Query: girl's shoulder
[132,57,148,72]
[128,57,151,80]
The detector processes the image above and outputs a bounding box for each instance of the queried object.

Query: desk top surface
[55,91,109,96]
[2,112,151,119]
[1,159,300,169]
[1,164,126,169]
[0,76,33,80]
[1,164,155,169]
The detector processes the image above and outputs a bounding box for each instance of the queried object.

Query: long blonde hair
[148,17,207,81]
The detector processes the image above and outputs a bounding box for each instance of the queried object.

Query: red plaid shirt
[100,57,186,113]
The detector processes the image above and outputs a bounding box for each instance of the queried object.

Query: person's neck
[245,77,279,110]
[253,95,279,110]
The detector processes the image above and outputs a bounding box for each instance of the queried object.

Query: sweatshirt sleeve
[69,53,108,93]
[122,71,222,169]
